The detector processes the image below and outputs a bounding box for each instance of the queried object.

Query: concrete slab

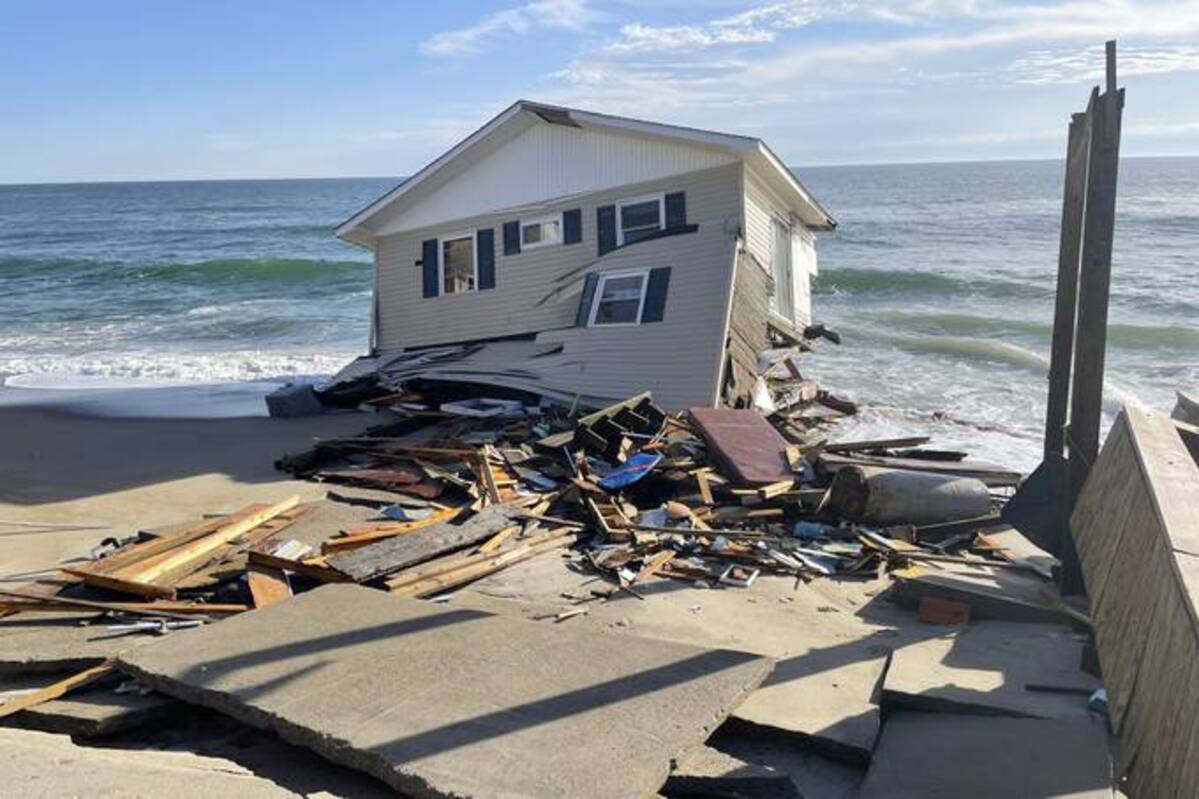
[0,727,299,798]
[859,712,1114,798]
[0,672,173,735]
[663,745,801,798]
[452,549,912,763]
[891,564,1070,624]
[0,611,164,673]
[883,621,1098,719]
[117,584,772,799]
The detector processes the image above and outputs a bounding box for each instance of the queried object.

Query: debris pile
[1,381,1115,797]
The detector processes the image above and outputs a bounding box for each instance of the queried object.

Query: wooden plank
[634,550,676,583]
[128,496,300,585]
[0,590,246,616]
[695,470,714,505]
[390,532,575,598]
[246,550,351,584]
[246,564,292,609]
[825,436,931,454]
[1043,103,1092,459]
[0,662,114,720]
[327,503,524,583]
[819,453,1022,487]
[321,507,464,554]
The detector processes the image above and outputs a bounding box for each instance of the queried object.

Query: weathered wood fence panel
[1071,405,1199,797]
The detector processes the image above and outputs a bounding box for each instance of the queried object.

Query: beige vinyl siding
[536,224,738,411]
[374,162,742,351]
[743,166,814,327]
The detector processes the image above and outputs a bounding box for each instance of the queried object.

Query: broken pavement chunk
[117,584,773,799]
[859,712,1114,798]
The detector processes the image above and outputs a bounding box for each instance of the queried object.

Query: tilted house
[335,101,834,411]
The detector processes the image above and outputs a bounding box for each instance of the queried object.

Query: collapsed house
[330,100,835,411]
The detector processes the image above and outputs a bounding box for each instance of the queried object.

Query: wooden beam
[0,662,114,719]
[130,496,300,584]
[321,507,464,554]
[246,564,292,608]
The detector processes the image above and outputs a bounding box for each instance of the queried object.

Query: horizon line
[2,152,1197,187]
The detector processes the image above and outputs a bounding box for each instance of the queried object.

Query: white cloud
[421,0,595,57]
[1126,119,1199,136]
[605,1,837,53]
[1007,44,1199,84]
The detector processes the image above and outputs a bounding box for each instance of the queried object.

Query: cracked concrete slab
[117,584,772,799]
[0,727,300,798]
[859,712,1114,798]
[882,621,1099,719]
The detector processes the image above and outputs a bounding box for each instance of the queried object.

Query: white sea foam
[0,347,361,385]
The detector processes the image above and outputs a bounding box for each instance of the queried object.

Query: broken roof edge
[335,99,835,245]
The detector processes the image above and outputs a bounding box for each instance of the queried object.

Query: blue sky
[3,0,1199,182]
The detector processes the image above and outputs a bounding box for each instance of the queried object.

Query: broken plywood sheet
[117,584,772,799]
[859,712,1114,798]
[688,407,792,486]
[0,727,299,798]
[882,621,1098,719]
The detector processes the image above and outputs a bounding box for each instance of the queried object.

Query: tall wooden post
[1043,102,1093,461]
[1062,41,1124,594]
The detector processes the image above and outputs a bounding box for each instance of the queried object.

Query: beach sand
[0,404,374,577]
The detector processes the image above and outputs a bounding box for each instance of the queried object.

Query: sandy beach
[0,401,373,578]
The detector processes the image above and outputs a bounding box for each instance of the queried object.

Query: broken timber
[326,502,524,582]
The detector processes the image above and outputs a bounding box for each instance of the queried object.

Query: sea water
[1,160,1195,467]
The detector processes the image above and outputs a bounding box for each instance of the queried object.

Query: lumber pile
[1,389,1113,797]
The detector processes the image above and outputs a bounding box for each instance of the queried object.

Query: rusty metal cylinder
[828,466,990,526]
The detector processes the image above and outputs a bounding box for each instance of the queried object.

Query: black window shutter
[563,208,582,244]
[665,191,686,229]
[502,221,521,255]
[477,228,496,290]
[597,205,616,256]
[641,267,671,323]
[421,238,439,298]
[575,273,600,327]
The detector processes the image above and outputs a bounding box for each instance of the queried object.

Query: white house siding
[373,162,743,353]
[373,121,738,236]
[743,166,815,327]
[534,225,738,411]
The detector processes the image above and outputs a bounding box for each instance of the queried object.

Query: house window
[521,215,562,249]
[617,194,664,245]
[589,270,648,326]
[440,233,476,294]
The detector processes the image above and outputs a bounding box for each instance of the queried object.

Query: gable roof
[336,100,835,246]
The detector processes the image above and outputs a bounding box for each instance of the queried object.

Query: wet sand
[0,404,374,578]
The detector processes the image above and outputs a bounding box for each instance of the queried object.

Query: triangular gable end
[337,100,834,245]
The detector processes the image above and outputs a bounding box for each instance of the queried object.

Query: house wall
[373,162,743,352]
[743,166,816,327]
[534,225,738,411]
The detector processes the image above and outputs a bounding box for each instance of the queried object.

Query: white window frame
[616,193,665,246]
[437,230,478,296]
[520,213,564,251]
[588,269,650,328]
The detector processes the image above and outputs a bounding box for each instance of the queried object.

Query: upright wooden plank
[1043,103,1093,459]
[1067,52,1124,507]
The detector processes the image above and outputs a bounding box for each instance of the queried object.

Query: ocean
[1,158,1196,470]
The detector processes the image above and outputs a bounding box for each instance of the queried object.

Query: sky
[3,0,1199,183]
